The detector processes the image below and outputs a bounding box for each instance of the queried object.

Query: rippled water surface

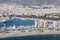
[0,34,60,40]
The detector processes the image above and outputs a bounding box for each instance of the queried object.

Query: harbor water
[0,18,35,27]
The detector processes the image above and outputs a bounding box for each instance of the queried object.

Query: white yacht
[12,24,16,30]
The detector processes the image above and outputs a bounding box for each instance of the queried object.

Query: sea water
[0,34,60,40]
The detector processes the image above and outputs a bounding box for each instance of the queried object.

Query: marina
[0,1,60,39]
[0,17,60,38]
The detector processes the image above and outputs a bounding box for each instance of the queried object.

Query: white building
[0,4,60,16]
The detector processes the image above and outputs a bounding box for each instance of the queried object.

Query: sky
[0,0,60,5]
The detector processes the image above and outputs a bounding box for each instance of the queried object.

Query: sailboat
[12,24,16,31]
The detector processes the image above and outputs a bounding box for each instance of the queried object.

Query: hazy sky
[0,0,60,5]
